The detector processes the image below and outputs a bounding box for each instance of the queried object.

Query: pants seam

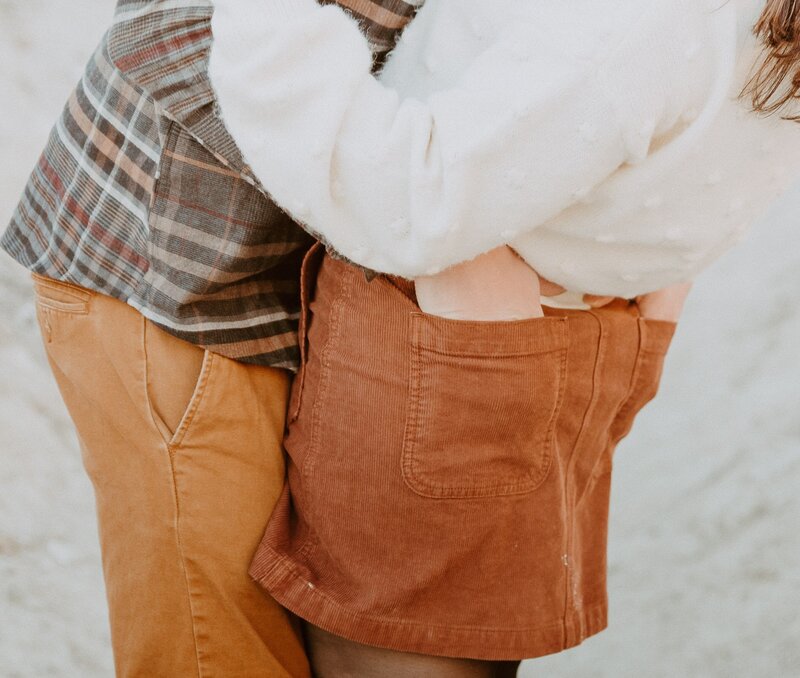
[166,441,204,678]
[140,313,204,678]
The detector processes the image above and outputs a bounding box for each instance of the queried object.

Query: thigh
[305,625,520,678]
[32,275,309,678]
[163,332,309,677]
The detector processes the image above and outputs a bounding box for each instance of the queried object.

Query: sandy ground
[1,2,798,676]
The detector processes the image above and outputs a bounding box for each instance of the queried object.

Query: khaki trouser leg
[31,274,309,678]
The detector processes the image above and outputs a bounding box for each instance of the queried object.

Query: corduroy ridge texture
[2,0,423,371]
[250,243,677,661]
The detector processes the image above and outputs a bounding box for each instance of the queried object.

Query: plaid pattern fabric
[1,0,423,370]
[320,0,423,68]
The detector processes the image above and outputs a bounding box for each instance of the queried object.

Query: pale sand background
[1,2,798,676]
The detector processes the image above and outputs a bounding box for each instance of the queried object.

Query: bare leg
[305,624,520,678]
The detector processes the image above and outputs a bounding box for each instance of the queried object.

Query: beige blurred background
[1,2,798,676]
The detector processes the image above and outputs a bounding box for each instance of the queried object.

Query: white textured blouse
[211,0,800,297]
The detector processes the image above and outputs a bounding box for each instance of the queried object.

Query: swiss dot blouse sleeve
[210,0,660,278]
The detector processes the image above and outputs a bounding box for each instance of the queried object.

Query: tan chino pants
[31,273,309,678]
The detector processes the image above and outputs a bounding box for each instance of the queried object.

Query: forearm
[210,0,638,277]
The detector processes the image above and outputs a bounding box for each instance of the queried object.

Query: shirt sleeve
[210,0,658,278]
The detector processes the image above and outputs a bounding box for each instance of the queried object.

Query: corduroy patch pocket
[401,312,568,499]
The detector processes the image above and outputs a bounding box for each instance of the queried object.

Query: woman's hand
[415,248,693,324]
[635,281,693,323]
[414,246,544,321]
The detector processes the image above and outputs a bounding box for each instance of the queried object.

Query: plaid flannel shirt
[1,0,422,370]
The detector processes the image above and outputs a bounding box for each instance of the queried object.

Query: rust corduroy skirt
[250,243,676,661]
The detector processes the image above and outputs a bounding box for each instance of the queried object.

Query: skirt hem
[249,545,608,661]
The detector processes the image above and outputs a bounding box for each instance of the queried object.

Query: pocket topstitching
[401,311,568,499]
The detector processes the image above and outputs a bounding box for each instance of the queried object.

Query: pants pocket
[401,312,569,499]
[31,273,92,314]
[32,274,93,350]
[143,318,212,447]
